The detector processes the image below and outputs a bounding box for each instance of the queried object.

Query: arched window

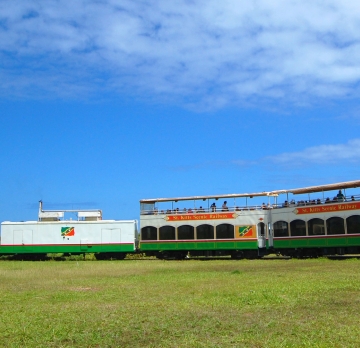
[216,224,234,239]
[346,215,360,234]
[159,226,175,240]
[326,217,345,235]
[290,219,306,236]
[308,218,325,235]
[141,226,157,240]
[273,221,289,237]
[197,224,214,239]
[178,225,194,240]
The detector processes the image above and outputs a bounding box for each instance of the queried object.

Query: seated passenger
[222,201,229,211]
[351,196,355,201]
[316,199,321,204]
[283,201,289,207]
[198,206,205,212]
[187,208,193,214]
[262,203,267,209]
[183,208,187,213]
[325,198,330,203]
[235,206,241,211]
[210,203,216,212]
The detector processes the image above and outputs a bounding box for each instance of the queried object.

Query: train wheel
[94,253,107,260]
[231,250,244,259]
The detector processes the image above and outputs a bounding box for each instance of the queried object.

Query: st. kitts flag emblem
[61,227,75,237]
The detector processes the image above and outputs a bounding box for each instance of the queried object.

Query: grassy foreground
[0,259,360,347]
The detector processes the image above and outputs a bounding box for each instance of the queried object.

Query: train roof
[139,179,360,203]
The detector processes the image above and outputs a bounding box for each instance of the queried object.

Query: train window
[159,226,176,240]
[216,224,234,239]
[346,215,360,234]
[140,203,155,215]
[326,217,345,235]
[141,226,157,240]
[290,219,306,236]
[258,222,266,236]
[178,225,195,240]
[308,218,325,235]
[273,221,289,237]
[196,224,214,239]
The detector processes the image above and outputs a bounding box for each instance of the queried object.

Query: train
[1,180,360,260]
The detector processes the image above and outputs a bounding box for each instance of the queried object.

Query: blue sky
[1,0,360,221]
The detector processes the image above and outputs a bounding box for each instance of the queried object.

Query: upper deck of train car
[140,180,360,217]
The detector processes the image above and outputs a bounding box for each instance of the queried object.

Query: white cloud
[2,0,360,107]
[267,139,360,165]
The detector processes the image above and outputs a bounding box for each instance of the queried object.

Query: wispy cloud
[266,139,360,165]
[170,139,360,171]
[2,1,360,107]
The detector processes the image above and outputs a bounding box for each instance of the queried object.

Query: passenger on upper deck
[325,198,331,203]
[222,201,229,211]
[351,196,355,201]
[262,203,267,210]
[316,199,321,204]
[198,206,205,212]
[211,203,216,212]
[337,190,345,202]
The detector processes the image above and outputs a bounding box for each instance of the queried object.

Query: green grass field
[1,258,360,347]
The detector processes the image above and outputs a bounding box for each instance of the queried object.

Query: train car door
[257,222,266,249]
[13,229,33,251]
[101,228,121,249]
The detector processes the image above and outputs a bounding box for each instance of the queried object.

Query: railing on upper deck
[140,194,360,215]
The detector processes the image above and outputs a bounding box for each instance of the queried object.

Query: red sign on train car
[165,212,237,221]
[294,202,360,215]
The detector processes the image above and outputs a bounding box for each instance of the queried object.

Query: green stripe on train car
[347,236,360,246]
[139,240,258,251]
[0,244,135,254]
[273,235,360,249]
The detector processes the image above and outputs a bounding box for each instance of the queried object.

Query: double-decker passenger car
[140,191,276,259]
[140,180,360,259]
[271,181,360,257]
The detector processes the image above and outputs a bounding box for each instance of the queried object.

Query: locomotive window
[178,225,195,240]
[273,221,289,237]
[326,217,345,235]
[197,224,214,239]
[216,224,234,239]
[346,215,360,234]
[290,219,306,236]
[308,218,325,235]
[141,226,157,240]
[159,226,176,240]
